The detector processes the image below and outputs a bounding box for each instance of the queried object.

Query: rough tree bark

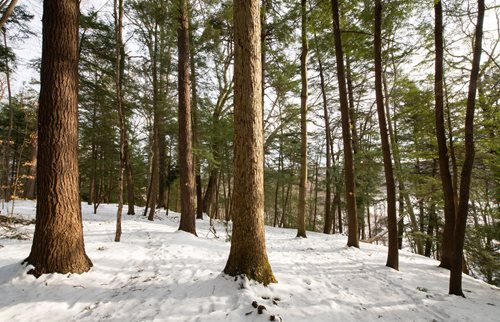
[24,0,92,276]
[223,0,276,285]
[177,0,196,235]
[374,0,398,270]
[434,0,456,269]
[449,0,484,297]
[331,0,358,247]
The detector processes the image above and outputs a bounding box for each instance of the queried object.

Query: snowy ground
[0,201,498,322]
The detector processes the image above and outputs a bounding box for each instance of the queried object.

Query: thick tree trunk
[297,0,308,238]
[374,0,398,270]
[224,0,276,285]
[331,0,358,247]
[434,0,456,269]
[449,0,484,297]
[177,0,196,235]
[25,0,92,276]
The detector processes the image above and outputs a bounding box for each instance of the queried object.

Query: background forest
[0,0,498,289]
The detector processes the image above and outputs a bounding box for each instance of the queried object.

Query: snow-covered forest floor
[0,201,498,322]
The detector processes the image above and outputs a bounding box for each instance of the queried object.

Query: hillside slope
[0,201,498,321]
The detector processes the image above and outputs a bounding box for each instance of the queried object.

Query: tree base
[224,257,277,286]
[23,254,93,278]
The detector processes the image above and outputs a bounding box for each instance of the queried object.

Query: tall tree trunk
[444,76,459,212]
[317,51,333,235]
[177,0,196,235]
[374,0,398,270]
[449,0,484,297]
[147,23,160,221]
[158,35,172,210]
[114,0,125,242]
[297,0,308,238]
[1,28,13,203]
[434,0,456,269]
[224,0,276,285]
[87,78,98,206]
[25,0,92,276]
[345,55,360,155]
[189,16,203,220]
[331,0,358,247]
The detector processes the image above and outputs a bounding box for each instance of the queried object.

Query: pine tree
[24,0,92,276]
[449,0,484,297]
[223,0,276,285]
[330,0,358,247]
[374,0,398,270]
[434,0,455,270]
[297,0,308,238]
[177,0,196,235]
[113,0,125,242]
